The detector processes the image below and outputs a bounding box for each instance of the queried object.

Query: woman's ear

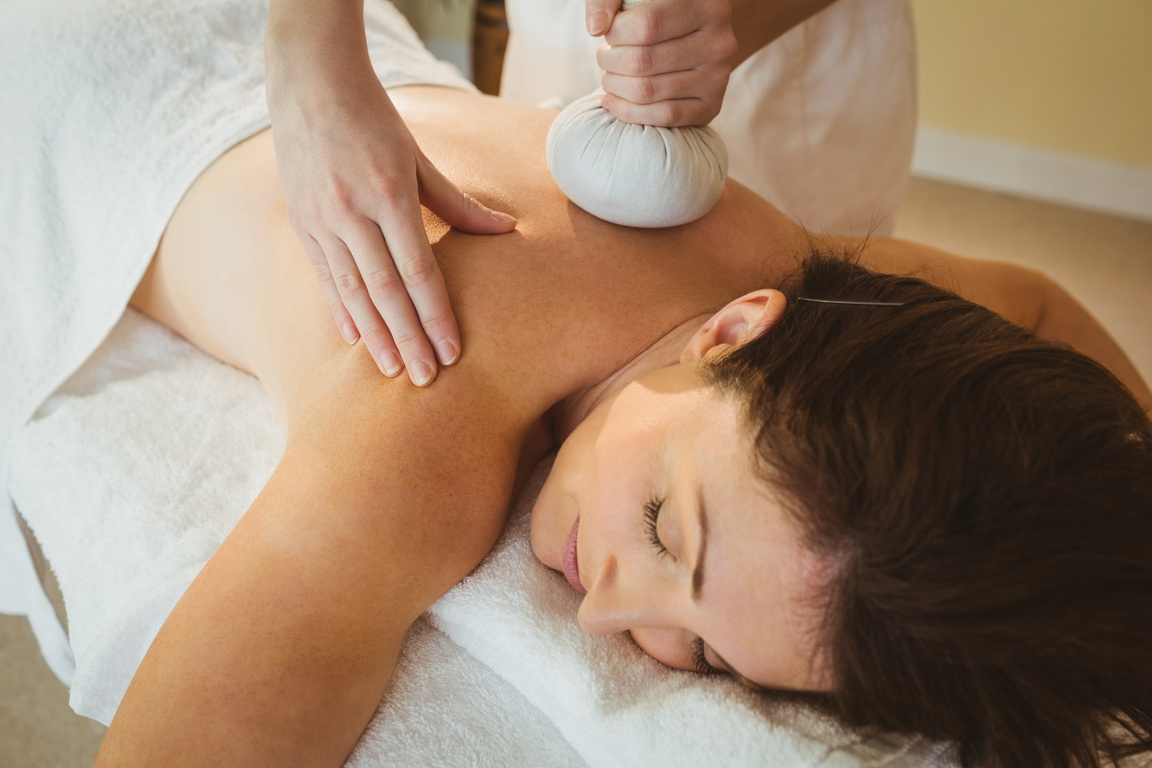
[681,289,786,363]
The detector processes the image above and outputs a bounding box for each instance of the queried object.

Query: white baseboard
[912,127,1152,223]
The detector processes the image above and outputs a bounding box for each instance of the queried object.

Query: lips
[561,515,586,594]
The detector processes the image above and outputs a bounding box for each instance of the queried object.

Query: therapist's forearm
[265,0,372,109]
[729,0,839,67]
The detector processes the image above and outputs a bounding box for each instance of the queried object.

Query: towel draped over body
[0,0,472,680]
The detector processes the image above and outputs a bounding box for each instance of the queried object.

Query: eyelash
[643,498,670,558]
[691,637,716,676]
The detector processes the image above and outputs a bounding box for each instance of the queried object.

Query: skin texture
[98,86,1149,766]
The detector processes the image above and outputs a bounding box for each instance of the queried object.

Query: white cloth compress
[502,0,917,237]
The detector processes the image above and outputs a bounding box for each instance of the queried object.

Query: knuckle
[595,44,611,71]
[361,323,396,350]
[328,185,358,218]
[633,45,655,75]
[333,270,364,295]
[655,101,679,126]
[364,267,403,296]
[637,9,660,45]
[635,76,658,104]
[376,181,410,213]
[420,306,454,333]
[400,255,438,287]
[715,32,738,61]
[388,324,421,348]
[311,260,335,285]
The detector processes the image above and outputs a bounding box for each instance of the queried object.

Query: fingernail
[379,350,403,377]
[436,340,459,366]
[342,322,359,345]
[410,359,434,387]
[491,210,517,224]
[587,10,607,35]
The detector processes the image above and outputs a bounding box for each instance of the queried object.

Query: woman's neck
[551,313,712,443]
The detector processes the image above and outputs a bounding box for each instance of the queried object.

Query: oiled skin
[102,86,1147,766]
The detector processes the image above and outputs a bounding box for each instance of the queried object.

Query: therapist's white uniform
[500,0,916,237]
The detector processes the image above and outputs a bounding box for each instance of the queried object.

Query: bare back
[132,87,799,436]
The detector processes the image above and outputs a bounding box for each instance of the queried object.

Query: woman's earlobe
[682,289,786,362]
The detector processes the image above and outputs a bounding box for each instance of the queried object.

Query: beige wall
[912,0,1152,166]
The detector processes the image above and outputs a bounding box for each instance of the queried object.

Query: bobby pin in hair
[796,297,906,307]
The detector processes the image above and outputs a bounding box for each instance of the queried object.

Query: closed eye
[643,497,671,559]
[690,636,718,676]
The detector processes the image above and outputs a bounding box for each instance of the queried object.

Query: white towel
[428,457,952,768]
[0,0,473,681]
[11,309,955,766]
[0,0,269,683]
[11,310,587,767]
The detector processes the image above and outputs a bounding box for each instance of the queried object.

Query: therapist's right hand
[587,0,737,126]
[266,23,516,387]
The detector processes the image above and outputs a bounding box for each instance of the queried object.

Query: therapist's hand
[266,3,516,387]
[588,0,738,126]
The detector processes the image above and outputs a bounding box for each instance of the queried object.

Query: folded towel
[11,309,587,767]
[429,456,952,768]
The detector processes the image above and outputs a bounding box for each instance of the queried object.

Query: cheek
[628,627,698,673]
[529,462,577,569]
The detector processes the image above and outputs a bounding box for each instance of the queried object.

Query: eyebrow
[691,485,708,601]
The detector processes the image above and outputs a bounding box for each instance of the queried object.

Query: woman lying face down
[533,254,1152,768]
[101,80,1151,767]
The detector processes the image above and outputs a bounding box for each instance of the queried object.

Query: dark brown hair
[704,251,1152,768]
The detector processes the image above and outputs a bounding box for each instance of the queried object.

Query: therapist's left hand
[588,0,737,126]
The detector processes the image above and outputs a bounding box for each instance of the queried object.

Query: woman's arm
[862,237,1152,409]
[99,122,546,766]
[94,354,525,766]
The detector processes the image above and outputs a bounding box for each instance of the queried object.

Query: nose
[577,553,662,636]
